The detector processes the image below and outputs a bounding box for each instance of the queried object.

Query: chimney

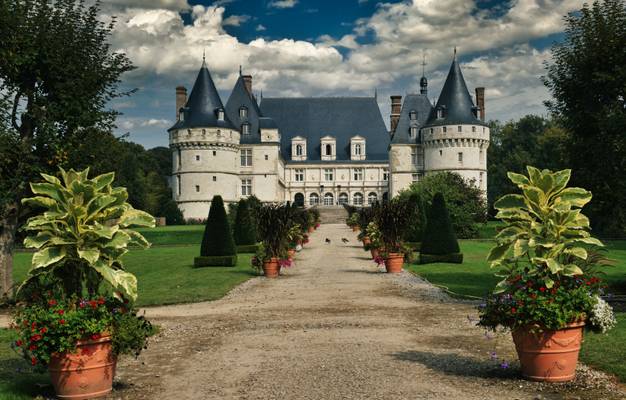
[176,86,187,120]
[390,95,402,134]
[475,87,485,121]
[243,75,253,95]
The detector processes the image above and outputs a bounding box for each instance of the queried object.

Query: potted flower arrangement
[478,167,617,382]
[374,201,411,273]
[12,168,156,399]
[286,224,303,260]
[346,212,359,232]
[365,222,383,259]
[252,204,291,278]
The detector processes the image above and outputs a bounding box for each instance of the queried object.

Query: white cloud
[268,0,298,9]
[141,118,171,127]
[256,24,267,31]
[222,14,251,27]
[101,0,190,11]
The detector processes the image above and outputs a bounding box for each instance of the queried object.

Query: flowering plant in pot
[478,167,616,382]
[357,207,376,246]
[13,168,156,399]
[374,200,411,273]
[365,222,383,259]
[346,212,359,231]
[252,204,291,278]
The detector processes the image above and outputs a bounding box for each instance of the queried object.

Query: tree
[200,196,236,257]
[233,199,257,245]
[543,0,626,236]
[419,193,462,264]
[0,0,134,297]
[398,172,487,238]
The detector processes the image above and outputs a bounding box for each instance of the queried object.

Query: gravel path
[111,224,624,400]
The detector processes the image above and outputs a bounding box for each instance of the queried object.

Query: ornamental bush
[233,199,257,246]
[200,195,236,257]
[419,192,461,262]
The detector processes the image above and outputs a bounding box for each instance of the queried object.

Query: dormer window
[296,144,303,156]
[436,107,444,119]
[239,106,248,118]
[350,135,365,160]
[217,109,225,121]
[355,144,362,155]
[291,136,307,161]
[409,110,417,120]
[242,123,251,135]
[325,144,332,156]
[321,136,336,161]
[179,108,185,121]
[410,126,418,139]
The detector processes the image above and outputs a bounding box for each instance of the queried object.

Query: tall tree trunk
[0,203,18,300]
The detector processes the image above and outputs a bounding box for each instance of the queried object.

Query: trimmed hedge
[419,253,463,264]
[406,242,421,251]
[200,195,236,257]
[194,255,238,267]
[420,192,461,256]
[233,199,257,245]
[236,244,259,253]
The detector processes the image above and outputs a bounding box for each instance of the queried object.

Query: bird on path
[341,238,349,244]
[325,238,331,244]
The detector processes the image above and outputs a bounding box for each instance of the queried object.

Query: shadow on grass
[0,357,53,399]
[391,350,519,380]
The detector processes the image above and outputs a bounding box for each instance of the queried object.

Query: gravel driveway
[110,224,624,400]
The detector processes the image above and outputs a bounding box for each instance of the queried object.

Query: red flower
[40,327,47,334]
[510,307,517,313]
[57,309,65,315]
[31,322,36,329]
[48,299,57,306]
[15,340,23,347]
[29,344,37,351]
[89,300,98,309]
[31,357,37,366]
[91,333,101,340]
[97,297,105,305]
[30,334,42,342]
[551,288,557,295]
[539,287,546,292]
[59,319,66,325]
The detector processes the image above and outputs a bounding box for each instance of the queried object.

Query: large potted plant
[364,222,383,259]
[346,212,359,232]
[375,201,411,273]
[252,204,291,278]
[12,168,156,399]
[478,167,616,382]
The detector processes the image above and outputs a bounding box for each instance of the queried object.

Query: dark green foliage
[159,199,184,226]
[233,199,257,245]
[420,193,461,259]
[398,172,486,238]
[256,204,291,259]
[236,244,259,253]
[194,255,238,267]
[400,192,428,242]
[419,253,463,264]
[200,196,236,257]
[543,0,626,236]
[374,200,412,252]
[406,242,421,251]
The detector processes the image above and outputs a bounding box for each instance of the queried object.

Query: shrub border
[236,244,259,253]
[419,253,463,264]
[194,255,238,267]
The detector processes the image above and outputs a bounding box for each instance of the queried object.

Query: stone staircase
[315,206,348,224]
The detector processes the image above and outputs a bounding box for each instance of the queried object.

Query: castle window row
[300,191,381,206]
[291,135,366,161]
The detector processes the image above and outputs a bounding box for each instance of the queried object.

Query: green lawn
[135,224,205,246]
[407,239,626,382]
[0,329,51,399]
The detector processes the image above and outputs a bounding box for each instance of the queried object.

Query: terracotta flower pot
[512,321,585,382]
[362,236,371,246]
[370,248,379,259]
[262,258,280,278]
[287,249,296,260]
[385,253,404,273]
[49,334,117,400]
[308,227,314,233]
[352,226,359,232]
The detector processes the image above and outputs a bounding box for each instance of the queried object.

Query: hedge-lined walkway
[113,224,623,400]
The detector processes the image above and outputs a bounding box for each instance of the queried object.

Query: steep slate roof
[391,94,433,144]
[260,97,390,162]
[169,62,234,131]
[225,74,264,144]
[423,56,486,128]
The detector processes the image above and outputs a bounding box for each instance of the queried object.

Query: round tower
[421,53,489,192]
[168,61,240,220]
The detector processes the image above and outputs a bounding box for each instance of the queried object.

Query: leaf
[564,247,587,260]
[546,258,562,274]
[493,279,509,294]
[29,182,65,202]
[558,187,592,208]
[526,166,542,185]
[77,248,100,264]
[507,172,530,187]
[92,261,138,301]
[544,277,555,288]
[92,172,115,191]
[551,169,571,194]
[574,237,604,247]
[125,230,151,248]
[494,194,526,210]
[105,231,131,249]
[487,243,512,262]
[119,209,155,228]
[563,264,584,276]
[40,173,62,185]
[513,239,529,258]
[31,247,66,269]
[86,195,117,221]
[23,232,53,249]
[21,196,57,209]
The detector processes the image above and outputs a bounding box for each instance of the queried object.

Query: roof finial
[421,51,427,77]
[202,49,206,66]
[374,88,378,100]
[239,65,242,76]
[453,46,457,59]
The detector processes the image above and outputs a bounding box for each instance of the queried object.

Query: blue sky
[104,0,579,148]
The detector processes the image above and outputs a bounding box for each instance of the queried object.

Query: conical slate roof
[424,55,485,127]
[169,61,234,131]
[225,74,264,144]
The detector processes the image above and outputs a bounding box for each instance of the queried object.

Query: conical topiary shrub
[419,192,463,264]
[233,199,258,253]
[195,195,237,267]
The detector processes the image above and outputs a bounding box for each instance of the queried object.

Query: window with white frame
[353,168,363,181]
[410,126,418,139]
[217,109,225,121]
[242,123,251,135]
[409,110,417,120]
[355,144,362,155]
[296,144,303,156]
[367,192,378,205]
[321,136,336,161]
[240,148,252,166]
[241,178,252,196]
[338,193,349,205]
[458,152,463,164]
[291,137,307,161]
[239,106,248,118]
[350,136,365,160]
[412,173,419,182]
[353,192,364,206]
[324,168,334,181]
[411,147,418,165]
[309,193,319,205]
[382,168,389,181]
[325,144,332,156]
[294,169,304,182]
[324,193,334,206]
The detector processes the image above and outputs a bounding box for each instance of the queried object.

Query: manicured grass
[477,221,503,239]
[135,224,205,246]
[0,329,51,399]
[14,246,256,307]
[407,239,626,382]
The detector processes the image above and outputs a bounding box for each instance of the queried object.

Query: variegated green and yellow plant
[18,167,155,302]
[487,166,603,292]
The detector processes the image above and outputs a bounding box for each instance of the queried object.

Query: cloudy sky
[104,0,583,148]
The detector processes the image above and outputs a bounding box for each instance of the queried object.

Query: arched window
[355,144,362,155]
[353,192,364,206]
[309,193,319,206]
[338,192,349,205]
[296,144,303,156]
[410,126,418,138]
[325,144,332,156]
[239,106,248,118]
[324,193,334,206]
[294,193,304,207]
[409,110,417,120]
[367,192,378,205]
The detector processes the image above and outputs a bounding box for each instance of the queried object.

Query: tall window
[195,185,200,193]
[443,126,447,133]
[411,148,419,165]
[309,193,319,205]
[218,109,225,121]
[242,123,251,135]
[177,148,182,169]
[324,168,334,181]
[479,149,484,163]
[240,148,252,166]
[382,168,389,181]
[338,193,349,205]
[409,110,417,120]
[177,176,181,195]
[472,126,476,133]
[324,193,334,206]
[353,168,363,181]
[239,106,248,118]
[325,144,332,156]
[241,179,252,196]
[367,192,377,205]
[296,144,303,156]
[458,152,463,164]
[355,144,362,155]
[458,125,462,132]
[412,173,419,182]
[410,126,418,139]
[353,192,364,206]
[294,169,304,182]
